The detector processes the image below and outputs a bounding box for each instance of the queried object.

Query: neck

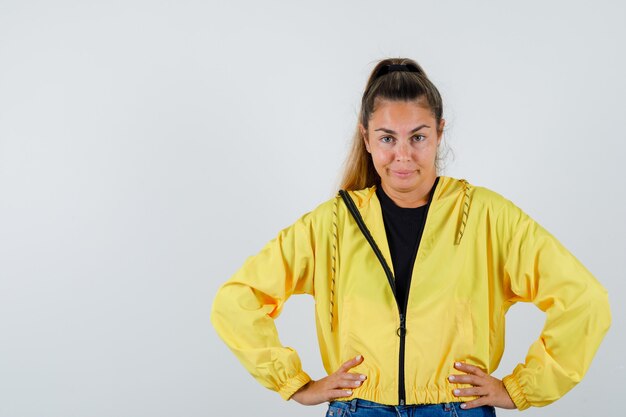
[380,176,437,208]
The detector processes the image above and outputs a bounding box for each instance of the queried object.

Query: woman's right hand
[290,355,367,406]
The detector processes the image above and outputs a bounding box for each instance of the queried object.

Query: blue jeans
[326,399,496,417]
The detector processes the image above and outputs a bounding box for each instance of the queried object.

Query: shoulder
[272,187,372,234]
[472,184,516,213]
[445,176,521,215]
[439,176,527,225]
[305,186,371,217]
[288,193,344,233]
[305,193,341,220]
[461,180,536,238]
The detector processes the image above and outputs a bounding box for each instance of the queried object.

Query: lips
[390,169,416,178]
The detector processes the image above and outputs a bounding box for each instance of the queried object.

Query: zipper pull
[397,313,406,337]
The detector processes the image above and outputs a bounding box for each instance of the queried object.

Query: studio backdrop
[0,1,624,416]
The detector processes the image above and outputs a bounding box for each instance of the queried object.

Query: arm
[210,212,316,400]
[498,201,611,410]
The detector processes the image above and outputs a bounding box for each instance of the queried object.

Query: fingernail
[460,403,467,409]
[448,375,456,381]
[453,389,460,395]
[455,362,461,368]
[356,355,362,361]
[346,390,353,395]
[355,381,362,386]
[359,374,366,380]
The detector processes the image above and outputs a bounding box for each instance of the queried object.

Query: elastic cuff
[502,373,531,411]
[278,370,312,401]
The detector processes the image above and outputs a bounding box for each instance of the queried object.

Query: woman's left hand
[448,362,516,410]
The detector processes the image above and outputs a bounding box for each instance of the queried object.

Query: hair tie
[375,64,419,78]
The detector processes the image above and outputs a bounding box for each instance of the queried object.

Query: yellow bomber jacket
[211,176,611,410]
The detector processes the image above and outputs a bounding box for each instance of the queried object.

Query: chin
[387,179,421,193]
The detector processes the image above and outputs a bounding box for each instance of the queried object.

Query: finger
[341,372,367,381]
[448,374,482,385]
[327,372,365,389]
[454,361,487,377]
[338,377,364,389]
[452,386,488,397]
[460,396,489,410]
[327,389,353,400]
[338,355,364,373]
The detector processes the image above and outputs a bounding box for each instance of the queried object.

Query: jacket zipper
[339,178,438,406]
[397,201,431,405]
[397,312,407,404]
[340,190,403,403]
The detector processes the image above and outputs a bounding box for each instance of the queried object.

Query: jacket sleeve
[498,201,611,410]
[210,211,317,400]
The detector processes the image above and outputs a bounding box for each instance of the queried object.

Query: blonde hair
[339,58,445,191]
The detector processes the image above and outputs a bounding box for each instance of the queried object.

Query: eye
[380,136,394,144]
[412,134,426,142]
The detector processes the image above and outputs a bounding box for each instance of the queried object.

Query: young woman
[211,58,611,416]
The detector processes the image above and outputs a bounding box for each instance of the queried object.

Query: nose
[395,140,411,162]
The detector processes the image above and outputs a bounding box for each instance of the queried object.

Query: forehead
[369,99,436,127]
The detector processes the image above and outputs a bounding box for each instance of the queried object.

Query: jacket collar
[348,176,472,249]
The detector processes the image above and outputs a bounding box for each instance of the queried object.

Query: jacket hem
[338,386,479,406]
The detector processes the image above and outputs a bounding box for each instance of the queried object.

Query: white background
[0,1,624,416]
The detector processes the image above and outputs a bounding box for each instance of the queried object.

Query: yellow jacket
[211,176,610,410]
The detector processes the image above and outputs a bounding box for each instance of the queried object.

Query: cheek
[371,155,388,172]
[371,148,394,166]
[416,144,437,160]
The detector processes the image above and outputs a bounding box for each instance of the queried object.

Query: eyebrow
[374,124,430,134]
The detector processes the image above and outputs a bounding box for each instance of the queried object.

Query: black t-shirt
[376,179,437,313]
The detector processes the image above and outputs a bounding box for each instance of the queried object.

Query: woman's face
[361,99,444,206]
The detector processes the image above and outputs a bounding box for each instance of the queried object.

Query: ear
[437,118,446,146]
[360,124,371,153]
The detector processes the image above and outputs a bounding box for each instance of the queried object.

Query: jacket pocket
[455,301,475,356]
